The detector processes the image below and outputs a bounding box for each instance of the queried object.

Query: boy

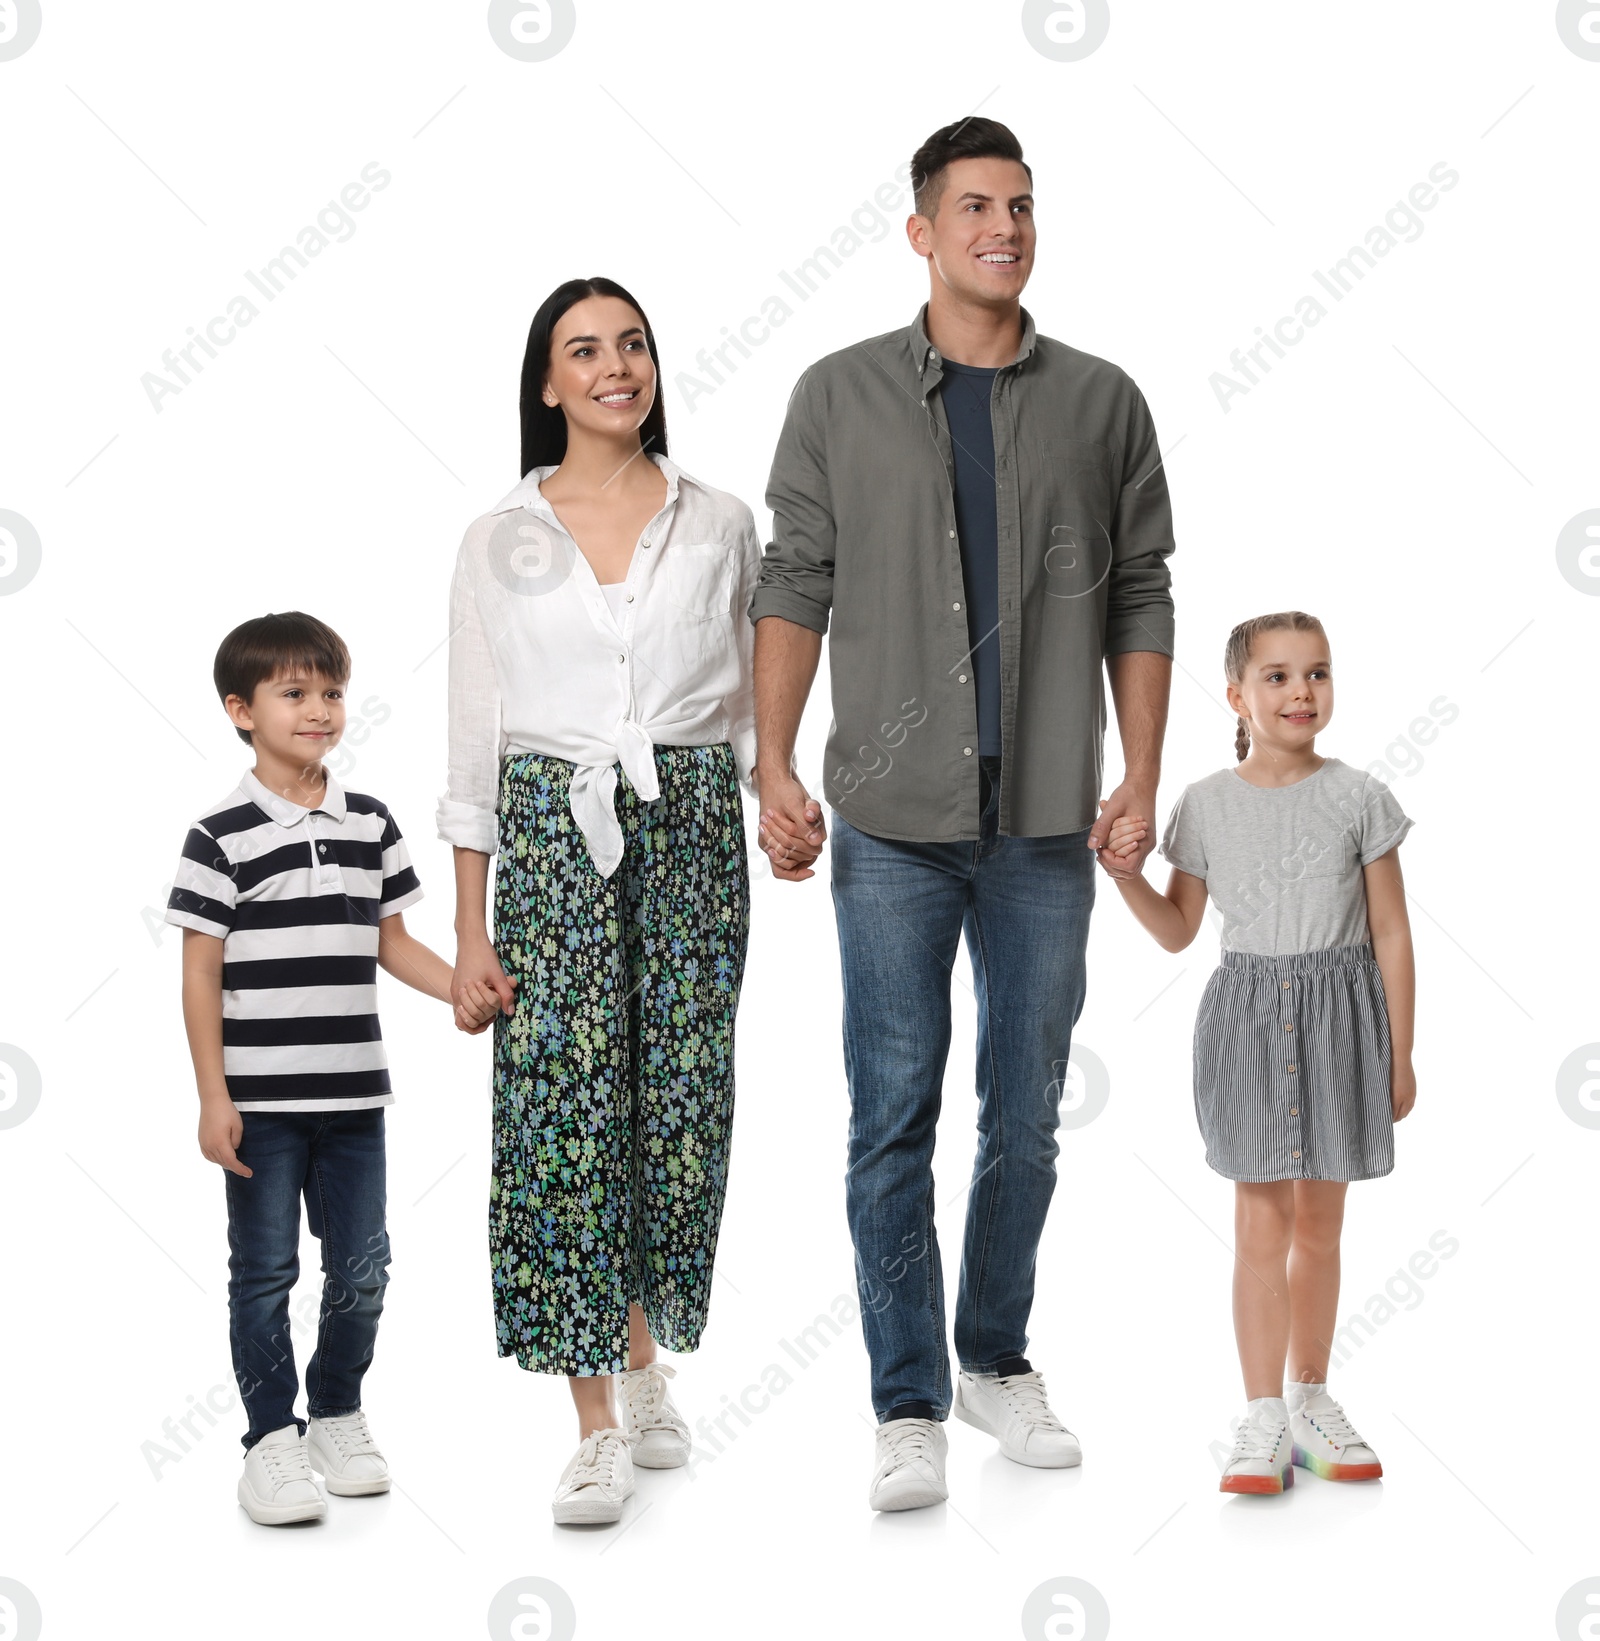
[166,611,495,1525]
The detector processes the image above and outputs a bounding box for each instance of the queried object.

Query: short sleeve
[378,808,425,917]
[1158,787,1207,879]
[164,825,237,939]
[1357,775,1414,865]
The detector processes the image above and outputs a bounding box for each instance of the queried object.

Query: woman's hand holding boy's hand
[453,975,514,1034]
[199,1092,252,1177]
[450,937,517,1035]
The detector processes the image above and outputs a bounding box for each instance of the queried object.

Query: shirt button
[641,539,651,549]
[1284,1022,1294,1031]
[1290,1107,1299,1116]
[1282,980,1291,989]
[1287,1064,1297,1073]
[953,601,962,611]
[948,530,956,539]
[318,843,328,855]
[963,747,973,756]
[618,654,626,663]
[958,674,968,683]
[626,593,634,602]
[1292,1150,1302,1160]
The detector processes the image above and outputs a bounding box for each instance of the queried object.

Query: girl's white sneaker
[1288,1388,1383,1480]
[307,1410,391,1496]
[238,1424,327,1525]
[617,1360,690,1468]
[1219,1398,1293,1494]
[552,1428,636,1525]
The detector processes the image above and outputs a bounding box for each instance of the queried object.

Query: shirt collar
[489,449,691,517]
[241,767,347,826]
[909,302,1038,387]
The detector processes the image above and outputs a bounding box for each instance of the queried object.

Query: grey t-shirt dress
[1159,757,1414,1183]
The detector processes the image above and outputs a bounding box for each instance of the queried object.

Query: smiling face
[909,155,1035,307]
[1227,627,1335,753]
[228,668,347,768]
[541,294,657,445]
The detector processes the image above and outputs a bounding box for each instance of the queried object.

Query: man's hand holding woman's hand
[756,767,826,882]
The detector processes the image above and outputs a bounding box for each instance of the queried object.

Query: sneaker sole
[870,1479,948,1512]
[552,1488,633,1526]
[952,1392,1082,1469]
[1292,1444,1382,1481]
[237,1478,327,1525]
[1219,1463,1293,1495]
[630,1440,689,1470]
[308,1453,390,1496]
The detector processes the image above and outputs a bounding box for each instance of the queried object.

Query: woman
[438,277,757,1525]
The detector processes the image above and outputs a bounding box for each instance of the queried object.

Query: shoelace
[1228,1414,1287,1464]
[622,1364,684,1432]
[993,1372,1068,1431]
[319,1414,381,1458]
[1301,1399,1364,1446]
[259,1440,315,1486]
[878,1421,940,1477]
[566,1430,625,1492]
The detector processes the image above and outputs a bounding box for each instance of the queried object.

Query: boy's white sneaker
[1219,1397,1293,1494]
[953,1370,1082,1468]
[869,1417,948,1512]
[617,1360,690,1469]
[1288,1387,1383,1481]
[238,1424,327,1525]
[552,1428,635,1525]
[307,1410,391,1496]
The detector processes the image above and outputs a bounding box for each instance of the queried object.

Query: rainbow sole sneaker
[1290,1391,1383,1481]
[1219,1401,1293,1495]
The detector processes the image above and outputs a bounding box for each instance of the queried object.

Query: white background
[2,2,1597,1638]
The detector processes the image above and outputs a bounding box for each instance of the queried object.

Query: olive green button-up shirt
[749,303,1177,841]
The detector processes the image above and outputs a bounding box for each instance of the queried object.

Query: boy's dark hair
[911,117,1031,220]
[214,611,351,747]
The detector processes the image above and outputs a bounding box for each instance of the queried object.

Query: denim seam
[963,889,1005,1371]
[306,1118,335,1415]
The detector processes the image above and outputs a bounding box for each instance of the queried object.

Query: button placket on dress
[1282,967,1305,1173]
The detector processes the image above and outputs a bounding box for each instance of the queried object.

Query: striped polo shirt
[165,768,424,1111]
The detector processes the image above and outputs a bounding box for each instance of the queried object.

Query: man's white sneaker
[1219,1397,1293,1495]
[307,1410,391,1496]
[552,1428,636,1525]
[617,1360,690,1469]
[869,1417,948,1512]
[1288,1388,1383,1481]
[238,1424,327,1525]
[953,1370,1082,1469]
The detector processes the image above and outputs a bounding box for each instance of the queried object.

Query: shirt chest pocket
[652,542,734,666]
[1281,828,1354,880]
[1026,439,1114,601]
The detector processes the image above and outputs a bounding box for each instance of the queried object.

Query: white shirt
[436,453,759,876]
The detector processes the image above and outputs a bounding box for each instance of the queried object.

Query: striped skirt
[1193,942,1395,1183]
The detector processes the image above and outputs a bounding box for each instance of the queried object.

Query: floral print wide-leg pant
[488,743,750,1376]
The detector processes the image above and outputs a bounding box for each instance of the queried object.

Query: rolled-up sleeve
[436,524,503,855]
[727,505,761,798]
[1104,380,1176,657]
[751,369,835,634]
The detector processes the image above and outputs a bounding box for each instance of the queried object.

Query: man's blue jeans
[224,1110,390,1450]
[829,756,1095,1423]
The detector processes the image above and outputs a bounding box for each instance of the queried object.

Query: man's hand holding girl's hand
[1099,811,1150,879]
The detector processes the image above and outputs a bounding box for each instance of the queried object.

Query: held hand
[1091,789,1156,881]
[451,940,517,1035]
[1391,1056,1417,1121]
[199,1095,252,1178]
[455,977,512,1034]
[756,768,826,883]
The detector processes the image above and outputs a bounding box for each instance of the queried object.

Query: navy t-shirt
[939,359,1002,756]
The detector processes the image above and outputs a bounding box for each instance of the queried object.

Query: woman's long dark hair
[518,277,669,477]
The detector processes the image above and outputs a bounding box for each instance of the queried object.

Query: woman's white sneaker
[1219,1397,1293,1494]
[869,1417,948,1512]
[617,1360,690,1469]
[307,1410,391,1496]
[1287,1386,1383,1480]
[238,1424,327,1525]
[954,1370,1082,1468]
[553,1428,636,1525]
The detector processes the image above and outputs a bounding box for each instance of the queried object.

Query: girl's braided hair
[1223,611,1326,762]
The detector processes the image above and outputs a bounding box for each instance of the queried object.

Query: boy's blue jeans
[829,755,1095,1423]
[225,1109,389,1450]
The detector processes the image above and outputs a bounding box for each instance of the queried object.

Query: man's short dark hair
[911,117,1031,220]
[213,611,351,747]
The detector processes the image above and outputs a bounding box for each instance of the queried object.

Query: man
[749,117,1176,1510]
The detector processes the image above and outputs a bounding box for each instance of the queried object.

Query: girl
[1103,610,1416,1494]
[438,277,759,1525]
